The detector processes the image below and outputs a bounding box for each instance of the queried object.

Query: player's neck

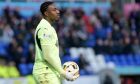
[44,17,53,25]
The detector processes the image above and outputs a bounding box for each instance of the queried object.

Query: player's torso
[33,19,59,70]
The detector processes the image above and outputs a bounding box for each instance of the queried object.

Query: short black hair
[40,1,54,15]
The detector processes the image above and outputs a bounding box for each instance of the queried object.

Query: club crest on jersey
[43,33,51,38]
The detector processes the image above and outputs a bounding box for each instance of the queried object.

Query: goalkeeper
[32,1,79,84]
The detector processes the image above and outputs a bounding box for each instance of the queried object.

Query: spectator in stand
[132,37,140,54]
[0,58,9,78]
[7,60,20,78]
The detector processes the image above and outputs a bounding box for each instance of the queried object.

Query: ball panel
[63,61,79,73]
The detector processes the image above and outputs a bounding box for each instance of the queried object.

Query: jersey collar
[42,18,53,27]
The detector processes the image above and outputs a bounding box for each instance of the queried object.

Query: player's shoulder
[36,19,50,31]
[39,19,51,27]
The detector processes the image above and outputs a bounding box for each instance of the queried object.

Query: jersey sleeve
[38,28,55,45]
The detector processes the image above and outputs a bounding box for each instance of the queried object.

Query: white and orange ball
[63,61,79,76]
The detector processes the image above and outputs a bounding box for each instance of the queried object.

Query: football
[63,61,79,76]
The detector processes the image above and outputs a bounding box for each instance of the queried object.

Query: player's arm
[38,28,64,74]
[41,43,79,81]
[41,46,79,81]
[38,28,78,81]
[41,45,65,74]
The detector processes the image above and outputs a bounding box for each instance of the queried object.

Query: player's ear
[44,11,49,17]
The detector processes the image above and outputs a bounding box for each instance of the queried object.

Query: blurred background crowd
[0,0,140,84]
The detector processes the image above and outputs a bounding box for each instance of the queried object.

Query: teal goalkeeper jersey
[33,18,61,72]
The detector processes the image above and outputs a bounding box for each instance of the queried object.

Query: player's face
[46,4,60,21]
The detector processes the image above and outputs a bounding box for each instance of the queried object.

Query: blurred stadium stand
[0,0,140,84]
[0,0,110,2]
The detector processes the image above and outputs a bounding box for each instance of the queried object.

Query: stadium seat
[90,62,100,73]
[112,55,119,65]
[104,55,112,63]
[134,54,140,65]
[127,54,135,66]
[28,63,34,74]
[78,47,85,56]
[106,61,116,70]
[0,42,7,57]
[85,48,96,62]
[84,35,95,47]
[69,47,80,59]
[62,55,73,63]
[96,54,107,69]
[18,63,29,76]
[119,55,127,66]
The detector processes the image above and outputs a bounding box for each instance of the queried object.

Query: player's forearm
[41,45,79,81]
[41,45,65,74]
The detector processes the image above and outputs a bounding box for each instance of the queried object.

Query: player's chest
[50,27,58,40]
[49,27,59,47]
